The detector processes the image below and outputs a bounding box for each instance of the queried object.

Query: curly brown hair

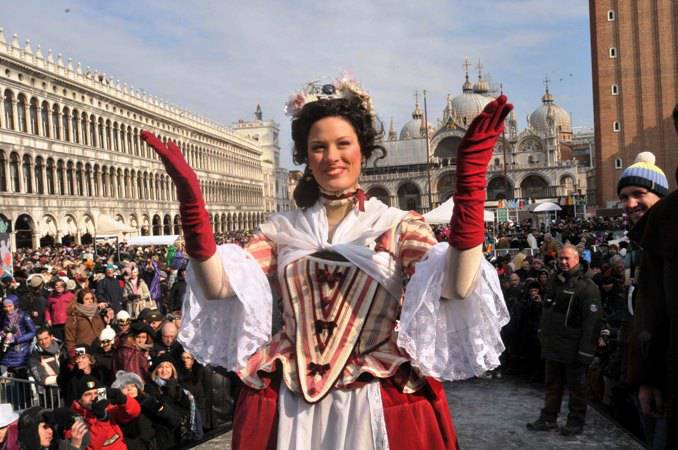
[291,97,384,207]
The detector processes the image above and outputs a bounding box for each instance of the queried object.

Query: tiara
[284,73,374,117]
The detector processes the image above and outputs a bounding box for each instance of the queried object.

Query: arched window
[67,161,75,195]
[41,101,50,138]
[105,120,112,149]
[137,174,142,200]
[127,126,133,155]
[120,126,126,153]
[71,109,80,144]
[81,112,88,146]
[85,164,92,197]
[89,115,97,147]
[102,167,109,197]
[76,162,83,196]
[133,129,139,155]
[51,105,60,139]
[29,98,39,135]
[16,94,27,132]
[117,170,123,198]
[22,154,32,193]
[61,108,71,142]
[0,151,6,191]
[46,158,55,195]
[56,160,65,195]
[3,90,14,129]
[92,165,100,196]
[35,156,44,194]
[113,123,119,151]
[98,118,104,148]
[10,153,20,192]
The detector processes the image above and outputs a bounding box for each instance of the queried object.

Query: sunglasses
[118,320,130,325]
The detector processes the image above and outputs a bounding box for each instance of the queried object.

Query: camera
[75,347,87,357]
[96,387,107,400]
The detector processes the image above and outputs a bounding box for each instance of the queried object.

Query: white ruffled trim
[397,242,509,380]
[177,244,272,371]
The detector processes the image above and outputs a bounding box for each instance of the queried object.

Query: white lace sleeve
[178,244,273,372]
[397,242,509,381]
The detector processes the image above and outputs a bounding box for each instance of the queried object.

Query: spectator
[57,344,106,406]
[140,310,163,334]
[152,322,182,364]
[91,326,116,385]
[110,370,156,449]
[168,268,186,315]
[64,289,106,361]
[18,406,89,450]
[70,375,141,450]
[122,267,153,320]
[0,403,19,450]
[520,280,544,382]
[113,311,131,346]
[527,244,603,436]
[0,276,16,299]
[19,275,48,328]
[95,265,123,313]
[46,279,75,342]
[0,296,36,376]
[28,327,65,408]
[113,322,154,382]
[144,354,200,448]
[178,351,211,431]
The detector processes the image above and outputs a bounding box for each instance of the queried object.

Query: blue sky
[2,0,592,168]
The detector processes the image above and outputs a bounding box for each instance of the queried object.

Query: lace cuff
[178,244,272,371]
[397,242,509,380]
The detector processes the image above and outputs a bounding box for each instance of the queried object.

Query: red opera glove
[141,131,216,261]
[449,95,513,250]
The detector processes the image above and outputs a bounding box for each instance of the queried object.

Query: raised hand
[141,130,216,261]
[449,95,513,250]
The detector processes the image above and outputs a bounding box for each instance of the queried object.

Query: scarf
[75,303,97,319]
[259,197,408,299]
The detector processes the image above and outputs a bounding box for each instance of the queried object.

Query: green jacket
[538,266,603,365]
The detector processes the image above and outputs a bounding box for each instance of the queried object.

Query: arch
[152,214,162,235]
[129,214,139,234]
[40,101,50,138]
[397,182,421,211]
[63,214,78,245]
[0,151,4,192]
[163,214,172,235]
[22,154,33,193]
[16,93,27,132]
[51,104,60,139]
[3,90,14,129]
[9,152,20,193]
[29,97,39,135]
[518,136,543,153]
[173,215,181,235]
[14,213,35,249]
[487,176,514,200]
[433,135,462,160]
[366,185,390,205]
[141,215,151,236]
[81,214,95,245]
[436,172,455,203]
[39,214,58,247]
[34,156,45,194]
[520,174,550,199]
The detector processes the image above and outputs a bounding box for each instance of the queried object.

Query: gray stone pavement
[195,377,644,449]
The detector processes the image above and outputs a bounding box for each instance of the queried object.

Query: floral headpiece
[284,73,374,118]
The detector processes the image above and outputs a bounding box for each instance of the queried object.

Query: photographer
[0,296,36,379]
[57,345,106,406]
[70,376,140,450]
[18,406,89,450]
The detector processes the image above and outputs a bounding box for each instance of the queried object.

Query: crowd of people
[0,234,250,449]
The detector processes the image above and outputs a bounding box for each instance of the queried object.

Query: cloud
[1,0,593,168]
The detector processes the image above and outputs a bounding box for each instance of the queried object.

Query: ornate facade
[0,28,270,249]
[362,67,594,215]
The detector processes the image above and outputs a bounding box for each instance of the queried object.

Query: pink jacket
[45,292,75,325]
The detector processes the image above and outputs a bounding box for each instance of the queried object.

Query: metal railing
[0,375,63,410]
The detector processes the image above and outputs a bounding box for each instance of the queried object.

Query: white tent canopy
[96,214,137,236]
[530,201,562,213]
[127,235,179,246]
[424,197,495,224]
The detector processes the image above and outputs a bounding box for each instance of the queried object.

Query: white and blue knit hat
[617,152,669,198]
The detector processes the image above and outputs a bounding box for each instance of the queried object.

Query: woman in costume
[141,76,512,450]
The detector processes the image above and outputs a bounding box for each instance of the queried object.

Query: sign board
[496,208,509,223]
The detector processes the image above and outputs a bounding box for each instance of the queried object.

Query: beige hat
[28,274,44,289]
[65,279,77,291]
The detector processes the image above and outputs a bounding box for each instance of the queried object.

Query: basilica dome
[528,89,572,136]
[400,102,433,139]
[443,79,493,128]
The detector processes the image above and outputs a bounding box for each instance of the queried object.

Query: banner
[0,233,12,278]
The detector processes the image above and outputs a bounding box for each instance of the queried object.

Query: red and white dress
[178,197,508,450]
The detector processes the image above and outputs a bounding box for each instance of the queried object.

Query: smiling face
[618,186,660,224]
[306,116,362,194]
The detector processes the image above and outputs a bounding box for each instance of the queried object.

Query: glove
[449,95,513,250]
[106,387,127,405]
[138,392,163,412]
[141,131,216,261]
[92,399,110,420]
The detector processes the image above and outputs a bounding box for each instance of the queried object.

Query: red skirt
[232,377,458,450]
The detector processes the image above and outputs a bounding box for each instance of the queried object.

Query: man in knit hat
[617,151,668,225]
[628,103,678,449]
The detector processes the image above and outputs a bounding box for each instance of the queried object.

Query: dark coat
[168,278,186,313]
[19,290,48,327]
[144,379,193,448]
[539,266,603,365]
[0,310,36,368]
[179,362,211,429]
[56,365,106,406]
[117,407,156,450]
[96,276,124,313]
[630,190,678,447]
